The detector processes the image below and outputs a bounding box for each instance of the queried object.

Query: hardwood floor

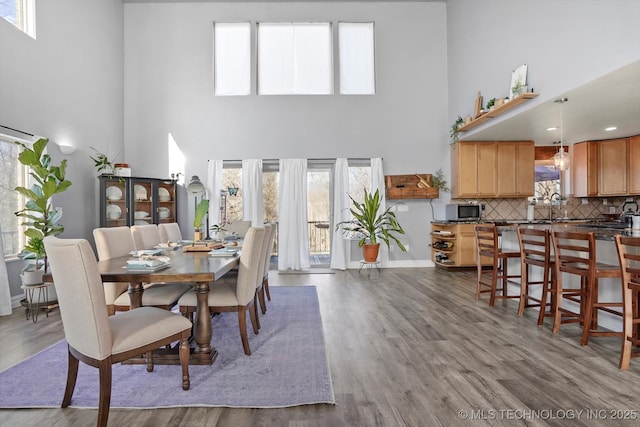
[2,267,640,426]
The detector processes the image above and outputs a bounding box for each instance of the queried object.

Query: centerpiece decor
[336,188,406,262]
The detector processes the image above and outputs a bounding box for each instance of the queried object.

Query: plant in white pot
[336,188,406,262]
[14,138,72,287]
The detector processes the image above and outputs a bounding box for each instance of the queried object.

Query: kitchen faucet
[548,192,561,221]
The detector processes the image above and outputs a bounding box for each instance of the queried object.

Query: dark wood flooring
[2,268,640,426]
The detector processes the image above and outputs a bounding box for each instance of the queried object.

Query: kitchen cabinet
[629,136,640,194]
[99,176,178,228]
[431,222,488,268]
[599,138,628,196]
[572,141,599,197]
[497,142,535,196]
[452,141,534,198]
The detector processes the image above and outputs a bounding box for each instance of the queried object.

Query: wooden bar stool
[474,224,521,306]
[517,227,556,325]
[551,230,623,346]
[614,234,640,370]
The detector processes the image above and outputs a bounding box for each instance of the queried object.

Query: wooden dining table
[45,247,240,365]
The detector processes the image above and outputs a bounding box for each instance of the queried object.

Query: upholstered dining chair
[131,224,162,250]
[260,222,277,305]
[43,237,191,427]
[224,220,252,238]
[178,226,266,355]
[93,226,190,312]
[254,223,273,318]
[158,222,183,243]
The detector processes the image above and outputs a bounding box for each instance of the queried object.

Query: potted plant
[430,168,450,193]
[14,138,72,285]
[336,188,406,262]
[193,199,209,242]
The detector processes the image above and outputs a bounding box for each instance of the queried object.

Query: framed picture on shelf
[510,63,528,98]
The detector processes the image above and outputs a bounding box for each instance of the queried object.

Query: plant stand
[359,260,381,278]
[21,282,52,323]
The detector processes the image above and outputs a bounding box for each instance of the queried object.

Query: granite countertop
[431,219,636,241]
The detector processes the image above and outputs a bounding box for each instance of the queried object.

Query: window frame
[1,0,36,39]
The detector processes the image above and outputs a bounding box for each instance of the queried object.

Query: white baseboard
[346,259,433,269]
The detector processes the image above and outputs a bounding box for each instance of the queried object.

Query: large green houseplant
[336,188,406,262]
[14,138,72,282]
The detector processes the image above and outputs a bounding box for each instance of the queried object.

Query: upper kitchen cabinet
[598,138,628,196]
[629,136,640,194]
[573,135,640,197]
[572,141,599,197]
[451,141,534,198]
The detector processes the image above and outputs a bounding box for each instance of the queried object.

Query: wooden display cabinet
[431,222,488,268]
[99,176,178,227]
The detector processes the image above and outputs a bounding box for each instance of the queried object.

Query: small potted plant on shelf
[336,188,406,262]
[430,169,450,193]
[14,138,72,288]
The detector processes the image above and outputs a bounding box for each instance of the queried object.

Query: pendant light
[553,97,570,171]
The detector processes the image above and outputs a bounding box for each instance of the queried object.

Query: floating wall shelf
[458,92,539,132]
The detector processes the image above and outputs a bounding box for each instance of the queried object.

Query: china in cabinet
[99,176,178,227]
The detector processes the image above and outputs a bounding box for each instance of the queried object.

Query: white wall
[123,2,450,264]
[0,0,124,299]
[446,0,640,127]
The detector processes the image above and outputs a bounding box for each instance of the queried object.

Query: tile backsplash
[455,196,640,221]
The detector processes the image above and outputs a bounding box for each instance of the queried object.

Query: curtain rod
[209,157,380,162]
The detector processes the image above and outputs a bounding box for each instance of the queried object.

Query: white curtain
[371,158,389,266]
[242,159,264,226]
[330,158,349,270]
[0,224,12,316]
[207,160,224,229]
[278,159,310,270]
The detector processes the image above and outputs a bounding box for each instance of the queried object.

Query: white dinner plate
[106,186,122,201]
[134,184,148,201]
[106,204,122,220]
[134,219,149,225]
[134,210,150,219]
[158,187,171,201]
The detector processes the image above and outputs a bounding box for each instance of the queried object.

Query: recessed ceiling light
[605,126,617,131]
[546,126,558,131]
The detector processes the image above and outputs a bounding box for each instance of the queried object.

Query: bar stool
[614,234,640,370]
[517,227,556,325]
[474,224,521,306]
[551,230,622,346]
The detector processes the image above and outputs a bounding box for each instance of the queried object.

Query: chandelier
[553,97,569,171]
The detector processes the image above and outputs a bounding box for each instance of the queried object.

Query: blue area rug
[0,286,334,408]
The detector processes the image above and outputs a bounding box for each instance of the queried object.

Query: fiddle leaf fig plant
[14,138,72,273]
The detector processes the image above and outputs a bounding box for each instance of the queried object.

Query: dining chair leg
[517,264,529,317]
[145,351,154,373]
[97,361,112,427]
[238,307,251,356]
[264,278,271,301]
[179,336,190,390]
[62,350,79,408]
[254,293,261,330]
[581,276,596,346]
[258,287,267,314]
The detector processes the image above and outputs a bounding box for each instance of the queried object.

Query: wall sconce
[58,144,75,155]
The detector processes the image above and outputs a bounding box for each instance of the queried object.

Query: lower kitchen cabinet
[431,222,488,268]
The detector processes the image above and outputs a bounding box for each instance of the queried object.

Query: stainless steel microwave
[445,204,481,221]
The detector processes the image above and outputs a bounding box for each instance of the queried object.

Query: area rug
[0,286,334,409]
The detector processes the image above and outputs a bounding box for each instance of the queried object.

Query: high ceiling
[461,60,640,146]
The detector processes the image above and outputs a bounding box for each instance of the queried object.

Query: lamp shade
[187,175,205,196]
[553,150,570,171]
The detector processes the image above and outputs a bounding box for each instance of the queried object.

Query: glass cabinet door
[131,178,154,226]
[157,180,177,224]
[103,177,129,227]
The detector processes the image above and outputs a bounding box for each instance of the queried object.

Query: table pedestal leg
[192,281,217,364]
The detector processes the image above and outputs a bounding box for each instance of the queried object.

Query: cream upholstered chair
[254,223,273,317]
[158,222,183,243]
[92,227,130,315]
[224,220,252,238]
[178,226,266,355]
[261,223,277,303]
[43,237,191,427]
[131,224,162,250]
[93,226,190,312]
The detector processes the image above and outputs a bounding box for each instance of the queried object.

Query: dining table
[45,246,240,365]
